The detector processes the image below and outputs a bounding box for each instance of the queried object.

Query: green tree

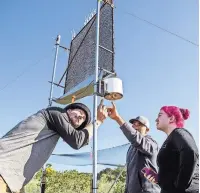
[25,166,126,193]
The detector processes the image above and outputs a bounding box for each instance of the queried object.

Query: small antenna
[86,16,89,24]
[88,14,92,21]
[84,17,87,25]
[71,29,76,40]
[84,9,97,26]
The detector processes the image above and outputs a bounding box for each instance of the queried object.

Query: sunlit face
[132,120,142,130]
[67,109,86,128]
[155,110,170,131]
[132,120,148,134]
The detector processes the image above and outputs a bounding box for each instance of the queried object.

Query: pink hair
[161,106,190,128]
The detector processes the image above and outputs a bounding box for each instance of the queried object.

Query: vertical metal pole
[41,165,46,193]
[93,1,101,193]
[41,35,60,193]
[48,35,61,107]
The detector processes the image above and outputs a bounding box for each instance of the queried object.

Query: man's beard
[71,120,80,129]
[71,121,78,128]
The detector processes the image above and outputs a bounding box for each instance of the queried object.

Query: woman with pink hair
[142,106,199,193]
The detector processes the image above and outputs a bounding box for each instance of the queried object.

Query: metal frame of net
[63,3,115,94]
[51,143,129,167]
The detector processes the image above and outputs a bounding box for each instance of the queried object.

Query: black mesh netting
[64,3,114,94]
[50,143,130,167]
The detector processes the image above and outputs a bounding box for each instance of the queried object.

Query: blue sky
[0,0,198,173]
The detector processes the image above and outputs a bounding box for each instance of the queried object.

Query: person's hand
[145,174,157,184]
[107,102,120,121]
[97,99,108,123]
[142,167,158,184]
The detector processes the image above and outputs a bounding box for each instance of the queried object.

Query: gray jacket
[120,123,161,193]
[0,107,89,192]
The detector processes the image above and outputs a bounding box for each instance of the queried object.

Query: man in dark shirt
[0,100,107,193]
[107,102,160,193]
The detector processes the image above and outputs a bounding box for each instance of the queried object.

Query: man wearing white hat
[107,102,160,193]
[129,116,150,136]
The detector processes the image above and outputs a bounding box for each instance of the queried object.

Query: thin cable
[124,12,199,47]
[107,164,127,193]
[116,8,198,47]
[0,48,55,93]
[52,143,130,157]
